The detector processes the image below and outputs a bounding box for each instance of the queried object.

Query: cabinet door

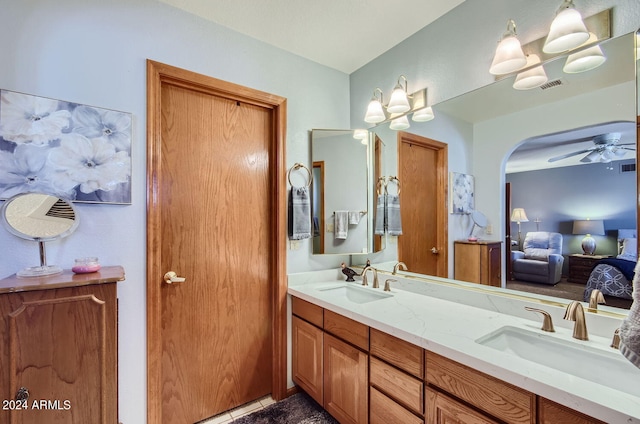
[486,243,502,287]
[324,333,368,424]
[292,316,323,405]
[426,387,500,424]
[0,284,117,424]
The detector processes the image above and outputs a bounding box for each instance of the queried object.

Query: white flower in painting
[71,106,131,151]
[48,133,131,194]
[0,91,71,145]
[0,144,73,198]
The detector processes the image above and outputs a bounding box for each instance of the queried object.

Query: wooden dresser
[567,254,610,284]
[0,266,124,424]
[454,240,502,287]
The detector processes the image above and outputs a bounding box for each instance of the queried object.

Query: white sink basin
[476,326,640,396]
[316,284,393,304]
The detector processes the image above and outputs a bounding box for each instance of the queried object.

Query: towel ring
[287,162,312,187]
[376,177,386,195]
[386,176,401,195]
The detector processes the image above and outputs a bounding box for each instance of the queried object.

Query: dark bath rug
[232,393,338,424]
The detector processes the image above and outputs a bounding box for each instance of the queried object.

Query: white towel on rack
[348,211,361,225]
[334,211,349,239]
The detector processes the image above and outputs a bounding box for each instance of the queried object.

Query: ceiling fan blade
[617,143,636,147]
[548,149,593,163]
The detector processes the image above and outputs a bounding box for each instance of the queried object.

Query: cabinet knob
[16,387,29,402]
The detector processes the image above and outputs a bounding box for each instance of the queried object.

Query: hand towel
[334,211,348,239]
[348,211,361,225]
[620,260,640,368]
[386,194,403,236]
[288,187,311,240]
[374,194,385,236]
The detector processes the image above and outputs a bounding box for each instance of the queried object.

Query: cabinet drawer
[538,398,605,424]
[370,328,423,378]
[292,296,323,328]
[370,356,423,414]
[426,386,500,424]
[370,387,422,424]
[425,351,535,424]
[324,309,369,351]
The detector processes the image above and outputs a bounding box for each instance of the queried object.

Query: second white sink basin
[316,284,393,304]
[476,326,640,397]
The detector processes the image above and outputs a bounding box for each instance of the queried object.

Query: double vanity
[289,267,640,423]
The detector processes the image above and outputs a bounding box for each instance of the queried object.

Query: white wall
[0,1,350,423]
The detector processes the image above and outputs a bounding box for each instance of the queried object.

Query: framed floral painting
[0,89,132,204]
[449,172,474,214]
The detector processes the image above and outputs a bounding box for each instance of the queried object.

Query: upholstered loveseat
[511,231,564,285]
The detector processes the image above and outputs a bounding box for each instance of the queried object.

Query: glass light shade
[412,106,435,122]
[614,148,627,157]
[543,6,589,54]
[364,98,385,123]
[352,129,368,140]
[389,115,410,131]
[583,150,601,162]
[490,35,527,75]
[387,85,411,114]
[563,44,606,73]
[513,55,548,90]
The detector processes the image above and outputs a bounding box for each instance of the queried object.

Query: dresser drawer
[292,296,323,328]
[370,328,423,378]
[324,309,369,351]
[370,386,423,424]
[370,356,423,414]
[425,351,535,424]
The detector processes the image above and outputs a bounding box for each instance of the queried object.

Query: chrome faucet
[361,266,379,288]
[392,261,408,275]
[564,301,588,341]
[588,289,606,311]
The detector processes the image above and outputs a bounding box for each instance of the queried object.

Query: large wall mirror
[369,30,638,314]
[310,129,383,255]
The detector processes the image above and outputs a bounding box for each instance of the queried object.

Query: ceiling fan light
[412,106,435,122]
[490,23,527,75]
[614,148,627,157]
[364,98,385,123]
[387,84,411,114]
[543,2,589,54]
[563,35,606,73]
[583,150,601,163]
[389,115,410,131]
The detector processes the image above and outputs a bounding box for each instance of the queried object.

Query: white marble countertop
[288,268,640,423]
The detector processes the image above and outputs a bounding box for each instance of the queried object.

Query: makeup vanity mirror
[310,129,383,255]
[367,30,638,314]
[2,192,78,277]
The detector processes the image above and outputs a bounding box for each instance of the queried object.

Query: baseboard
[286,386,300,398]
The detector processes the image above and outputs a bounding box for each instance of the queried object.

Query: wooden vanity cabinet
[538,398,606,424]
[291,316,324,405]
[454,240,502,287]
[0,266,124,424]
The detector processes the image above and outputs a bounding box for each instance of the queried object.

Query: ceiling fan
[547,133,635,164]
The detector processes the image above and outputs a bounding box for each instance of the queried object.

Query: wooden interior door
[146,61,287,424]
[397,132,448,276]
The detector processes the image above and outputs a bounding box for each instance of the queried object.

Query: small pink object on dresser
[72,257,101,274]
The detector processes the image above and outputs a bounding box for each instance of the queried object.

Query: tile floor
[200,395,276,424]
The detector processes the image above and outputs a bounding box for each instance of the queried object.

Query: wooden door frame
[397,131,448,277]
[146,60,288,424]
[312,161,325,254]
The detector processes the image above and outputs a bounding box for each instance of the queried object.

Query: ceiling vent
[539,79,564,90]
[620,163,636,173]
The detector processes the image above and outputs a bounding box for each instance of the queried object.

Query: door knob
[16,387,29,402]
[431,247,439,254]
[164,271,186,284]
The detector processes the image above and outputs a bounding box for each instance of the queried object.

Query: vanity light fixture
[563,33,606,73]
[387,76,411,114]
[389,115,410,131]
[353,129,368,140]
[364,88,386,124]
[412,106,435,122]
[512,54,548,90]
[489,19,528,75]
[543,0,589,54]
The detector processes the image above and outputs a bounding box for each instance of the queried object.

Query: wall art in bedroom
[0,89,132,204]
[449,171,475,214]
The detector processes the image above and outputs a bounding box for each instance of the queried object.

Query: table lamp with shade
[510,208,529,247]
[572,219,605,255]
